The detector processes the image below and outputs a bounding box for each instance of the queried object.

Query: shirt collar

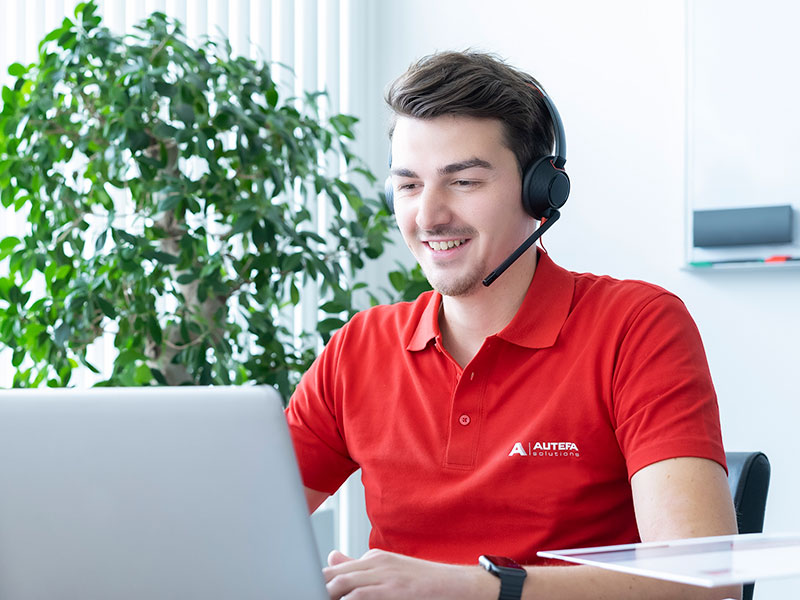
[406,291,442,351]
[405,251,575,352]
[496,251,575,349]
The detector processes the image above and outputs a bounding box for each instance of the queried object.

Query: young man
[286,51,740,600]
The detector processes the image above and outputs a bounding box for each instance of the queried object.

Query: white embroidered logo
[508,441,581,458]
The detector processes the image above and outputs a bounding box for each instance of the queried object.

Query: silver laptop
[0,386,328,600]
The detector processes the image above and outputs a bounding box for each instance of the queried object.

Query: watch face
[480,555,524,570]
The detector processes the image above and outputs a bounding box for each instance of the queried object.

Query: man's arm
[510,456,741,600]
[631,456,738,541]
[323,456,742,600]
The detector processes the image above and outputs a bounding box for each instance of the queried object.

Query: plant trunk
[141,142,227,385]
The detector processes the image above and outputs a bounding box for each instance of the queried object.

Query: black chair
[726,451,771,600]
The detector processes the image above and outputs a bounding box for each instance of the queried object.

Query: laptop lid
[0,386,328,600]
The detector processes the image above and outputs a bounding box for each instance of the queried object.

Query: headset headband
[526,80,567,169]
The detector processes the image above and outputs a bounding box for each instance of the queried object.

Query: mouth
[425,239,467,251]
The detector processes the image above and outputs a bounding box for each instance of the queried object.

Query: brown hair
[384,51,555,173]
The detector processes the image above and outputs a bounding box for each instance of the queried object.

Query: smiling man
[286,51,740,600]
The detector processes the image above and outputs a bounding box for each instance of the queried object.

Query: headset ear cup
[384,176,394,214]
[522,156,570,220]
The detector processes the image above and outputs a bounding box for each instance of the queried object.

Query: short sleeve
[285,327,360,494]
[612,293,727,478]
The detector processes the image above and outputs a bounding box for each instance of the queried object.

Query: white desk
[538,532,800,588]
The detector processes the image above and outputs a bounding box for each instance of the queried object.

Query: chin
[427,273,485,298]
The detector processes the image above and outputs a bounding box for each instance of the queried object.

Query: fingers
[323,549,391,599]
[324,550,376,582]
[327,549,354,566]
[323,550,474,600]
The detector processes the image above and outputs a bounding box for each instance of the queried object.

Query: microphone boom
[482,210,561,287]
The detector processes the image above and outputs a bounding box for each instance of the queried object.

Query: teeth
[427,239,465,251]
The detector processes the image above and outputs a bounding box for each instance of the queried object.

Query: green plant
[0,2,428,396]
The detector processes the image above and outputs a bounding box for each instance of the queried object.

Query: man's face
[389,115,535,297]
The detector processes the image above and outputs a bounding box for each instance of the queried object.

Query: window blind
[0,0,370,559]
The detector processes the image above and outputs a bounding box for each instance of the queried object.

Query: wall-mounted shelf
[683,260,800,272]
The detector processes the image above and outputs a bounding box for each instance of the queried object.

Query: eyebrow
[390,157,493,179]
[438,157,492,176]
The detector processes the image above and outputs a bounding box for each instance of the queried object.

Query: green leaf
[174,102,195,125]
[317,317,345,335]
[151,368,168,385]
[96,296,116,318]
[147,316,163,346]
[158,193,182,212]
[55,264,72,280]
[81,357,101,374]
[117,230,141,246]
[116,349,141,367]
[282,253,303,272]
[405,281,432,300]
[0,236,20,259]
[231,211,257,235]
[177,272,198,284]
[320,300,348,313]
[145,250,180,264]
[266,86,278,107]
[7,62,27,77]
[41,25,68,45]
[1,86,16,108]
[388,270,406,292]
[94,230,108,252]
[11,349,25,368]
[54,321,70,346]
[133,363,153,385]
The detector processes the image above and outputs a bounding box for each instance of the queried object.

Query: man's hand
[322,545,740,600]
[320,458,741,600]
[323,549,497,600]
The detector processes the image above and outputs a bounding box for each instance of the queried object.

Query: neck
[439,250,537,367]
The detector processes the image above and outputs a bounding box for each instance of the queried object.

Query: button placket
[445,354,494,468]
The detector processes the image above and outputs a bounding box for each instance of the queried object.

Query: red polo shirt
[286,252,726,565]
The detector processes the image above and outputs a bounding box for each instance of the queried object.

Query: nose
[415,185,452,231]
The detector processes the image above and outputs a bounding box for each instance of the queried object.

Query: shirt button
[458,414,471,426]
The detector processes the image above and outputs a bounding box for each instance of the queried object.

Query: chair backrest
[726,451,771,534]
[726,451,771,600]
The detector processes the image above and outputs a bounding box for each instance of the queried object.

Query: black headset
[384,80,570,221]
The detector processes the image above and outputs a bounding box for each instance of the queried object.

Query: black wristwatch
[479,555,527,600]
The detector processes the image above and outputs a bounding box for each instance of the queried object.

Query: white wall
[359,1,800,597]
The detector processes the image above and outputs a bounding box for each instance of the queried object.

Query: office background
[1,1,798,597]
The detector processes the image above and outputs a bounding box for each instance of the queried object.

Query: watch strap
[497,569,526,600]
[479,556,527,600]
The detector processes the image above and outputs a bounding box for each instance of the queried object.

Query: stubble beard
[421,260,487,297]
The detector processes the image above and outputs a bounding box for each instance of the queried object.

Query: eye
[453,179,477,187]
[397,182,420,191]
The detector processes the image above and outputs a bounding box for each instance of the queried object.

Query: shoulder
[561,269,699,346]
[346,290,434,328]
[290,290,437,404]
[334,291,436,345]
[571,270,684,317]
